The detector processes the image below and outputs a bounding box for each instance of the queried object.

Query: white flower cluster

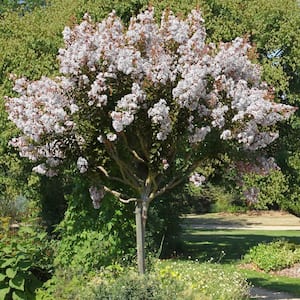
[212,38,261,83]
[148,99,172,140]
[77,156,88,173]
[211,104,229,128]
[89,186,105,209]
[189,172,206,187]
[5,7,295,179]
[111,83,146,132]
[189,126,211,144]
[88,72,108,107]
[162,159,169,170]
[7,77,73,143]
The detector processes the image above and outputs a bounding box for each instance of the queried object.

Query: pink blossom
[5,7,295,183]
[189,172,206,187]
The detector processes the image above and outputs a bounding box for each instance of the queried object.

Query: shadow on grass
[181,229,300,263]
[182,216,262,227]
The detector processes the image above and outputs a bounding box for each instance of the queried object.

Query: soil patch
[240,263,300,278]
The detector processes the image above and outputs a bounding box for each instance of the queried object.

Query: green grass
[181,227,300,297]
[240,269,300,297]
[182,229,300,263]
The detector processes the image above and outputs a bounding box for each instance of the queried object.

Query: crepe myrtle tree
[5,8,295,274]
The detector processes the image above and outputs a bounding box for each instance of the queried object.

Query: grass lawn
[240,268,300,297]
[180,213,300,297]
[182,229,300,262]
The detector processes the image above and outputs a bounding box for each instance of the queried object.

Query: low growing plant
[243,239,300,272]
[0,220,53,299]
[85,260,250,300]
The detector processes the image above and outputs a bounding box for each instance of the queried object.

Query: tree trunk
[135,200,146,274]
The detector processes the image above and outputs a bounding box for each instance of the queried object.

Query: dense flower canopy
[6,8,295,205]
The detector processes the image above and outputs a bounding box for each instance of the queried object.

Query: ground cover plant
[0,219,53,299]
[37,260,250,300]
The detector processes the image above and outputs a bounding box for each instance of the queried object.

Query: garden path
[250,286,300,299]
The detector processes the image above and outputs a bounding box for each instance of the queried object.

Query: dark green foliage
[53,176,136,272]
[0,221,53,299]
[39,176,66,233]
[146,190,185,258]
[243,240,300,272]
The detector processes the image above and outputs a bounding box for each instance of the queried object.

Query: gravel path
[188,224,300,230]
[250,287,300,299]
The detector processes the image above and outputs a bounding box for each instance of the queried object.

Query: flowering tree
[5,8,295,274]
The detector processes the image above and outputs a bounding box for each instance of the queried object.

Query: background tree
[6,8,295,273]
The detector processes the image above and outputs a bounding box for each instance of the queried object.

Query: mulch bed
[239,263,300,278]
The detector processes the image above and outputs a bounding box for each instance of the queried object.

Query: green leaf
[1,258,15,269]
[0,273,7,282]
[27,274,42,293]
[16,255,26,264]
[6,268,17,279]
[0,287,10,299]
[17,261,31,271]
[9,274,25,291]
[2,247,12,255]
[107,222,113,231]
[12,290,25,300]
[19,226,34,235]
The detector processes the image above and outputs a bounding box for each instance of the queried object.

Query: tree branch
[103,185,138,204]
[103,139,143,190]
[120,132,146,163]
[150,176,185,200]
[97,165,133,186]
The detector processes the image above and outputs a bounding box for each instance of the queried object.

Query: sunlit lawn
[181,229,300,262]
[240,268,300,297]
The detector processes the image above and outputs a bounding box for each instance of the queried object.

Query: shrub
[0,220,53,299]
[242,170,288,210]
[243,240,300,272]
[37,260,250,299]
[87,260,249,300]
[36,268,95,300]
[93,270,175,300]
[53,179,136,273]
[187,182,247,214]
